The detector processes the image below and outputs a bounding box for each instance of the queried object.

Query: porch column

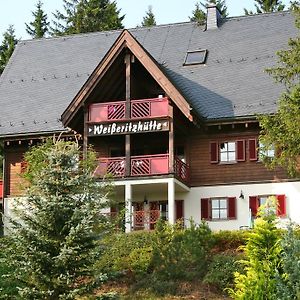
[125,183,132,233]
[167,179,175,224]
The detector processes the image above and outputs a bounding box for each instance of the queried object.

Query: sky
[0,0,292,39]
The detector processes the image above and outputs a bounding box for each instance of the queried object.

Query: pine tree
[51,0,124,36]
[244,0,285,15]
[3,139,113,299]
[259,4,300,177]
[0,25,18,74]
[141,5,156,27]
[25,1,49,38]
[189,0,228,25]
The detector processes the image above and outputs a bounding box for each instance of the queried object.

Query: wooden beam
[83,107,88,159]
[169,105,174,173]
[125,53,131,176]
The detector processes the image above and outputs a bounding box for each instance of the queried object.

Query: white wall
[181,181,300,231]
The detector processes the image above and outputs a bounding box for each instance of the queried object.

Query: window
[201,197,236,220]
[249,194,286,217]
[259,142,275,160]
[211,198,228,219]
[184,49,207,65]
[220,142,236,162]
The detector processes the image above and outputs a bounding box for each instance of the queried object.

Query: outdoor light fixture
[239,190,245,200]
[144,195,148,205]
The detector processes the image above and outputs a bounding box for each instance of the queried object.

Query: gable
[61,30,193,127]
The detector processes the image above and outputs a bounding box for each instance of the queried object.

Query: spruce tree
[51,0,124,36]
[0,25,18,74]
[3,139,113,299]
[189,0,228,25]
[189,2,206,25]
[244,0,285,15]
[25,0,49,38]
[259,4,300,177]
[141,5,156,27]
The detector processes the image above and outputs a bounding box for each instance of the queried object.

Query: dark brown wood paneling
[189,130,287,187]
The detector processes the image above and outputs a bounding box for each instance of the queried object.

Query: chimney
[206,3,221,30]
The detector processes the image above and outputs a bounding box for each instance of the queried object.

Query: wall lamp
[239,190,245,200]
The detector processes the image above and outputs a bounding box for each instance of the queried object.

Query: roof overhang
[61,29,193,126]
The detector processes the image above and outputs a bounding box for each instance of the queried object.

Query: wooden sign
[88,119,169,136]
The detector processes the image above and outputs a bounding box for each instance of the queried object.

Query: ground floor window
[249,194,286,217]
[201,197,236,220]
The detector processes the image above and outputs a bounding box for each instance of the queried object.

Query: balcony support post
[125,183,133,233]
[83,106,88,160]
[169,105,174,173]
[125,52,131,176]
[167,178,175,224]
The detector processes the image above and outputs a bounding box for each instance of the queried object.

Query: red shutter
[249,139,258,161]
[249,196,259,217]
[228,197,237,219]
[210,142,218,164]
[236,140,246,162]
[175,200,184,220]
[276,194,286,217]
[201,198,210,220]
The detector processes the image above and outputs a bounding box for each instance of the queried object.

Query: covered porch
[110,177,190,232]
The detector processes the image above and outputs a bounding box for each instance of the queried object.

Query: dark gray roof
[0,11,297,137]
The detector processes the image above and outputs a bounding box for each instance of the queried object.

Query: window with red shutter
[201,198,210,219]
[210,142,218,164]
[276,194,286,217]
[236,140,246,162]
[249,139,258,161]
[228,197,237,219]
[249,196,259,217]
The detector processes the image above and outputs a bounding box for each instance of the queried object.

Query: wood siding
[188,129,286,186]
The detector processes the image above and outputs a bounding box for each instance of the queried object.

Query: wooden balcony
[89,97,169,122]
[94,154,190,184]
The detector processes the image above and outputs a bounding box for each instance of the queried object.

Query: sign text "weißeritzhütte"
[88,119,169,136]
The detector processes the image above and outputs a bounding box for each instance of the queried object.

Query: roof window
[184,49,207,65]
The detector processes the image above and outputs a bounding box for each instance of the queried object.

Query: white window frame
[259,142,275,161]
[220,141,236,163]
[211,198,228,220]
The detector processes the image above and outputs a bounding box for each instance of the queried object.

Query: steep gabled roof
[62,29,193,126]
[0,11,297,138]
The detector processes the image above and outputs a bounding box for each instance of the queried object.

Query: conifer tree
[51,0,124,36]
[229,197,282,299]
[189,0,228,25]
[189,2,206,24]
[25,1,49,38]
[244,0,285,15]
[0,25,18,74]
[141,5,156,27]
[259,4,300,177]
[3,139,113,299]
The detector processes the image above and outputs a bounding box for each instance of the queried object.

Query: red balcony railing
[94,157,125,178]
[174,157,190,183]
[94,154,190,184]
[89,97,169,122]
[133,210,160,229]
[131,154,169,176]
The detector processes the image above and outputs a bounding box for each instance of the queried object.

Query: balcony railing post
[169,105,174,173]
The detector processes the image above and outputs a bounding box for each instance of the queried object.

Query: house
[0,5,299,232]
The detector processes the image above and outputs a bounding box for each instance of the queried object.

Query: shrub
[151,219,214,280]
[213,230,249,253]
[203,253,244,291]
[96,231,154,278]
[275,223,300,299]
[229,197,282,299]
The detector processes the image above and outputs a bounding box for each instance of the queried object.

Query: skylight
[184,49,207,65]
